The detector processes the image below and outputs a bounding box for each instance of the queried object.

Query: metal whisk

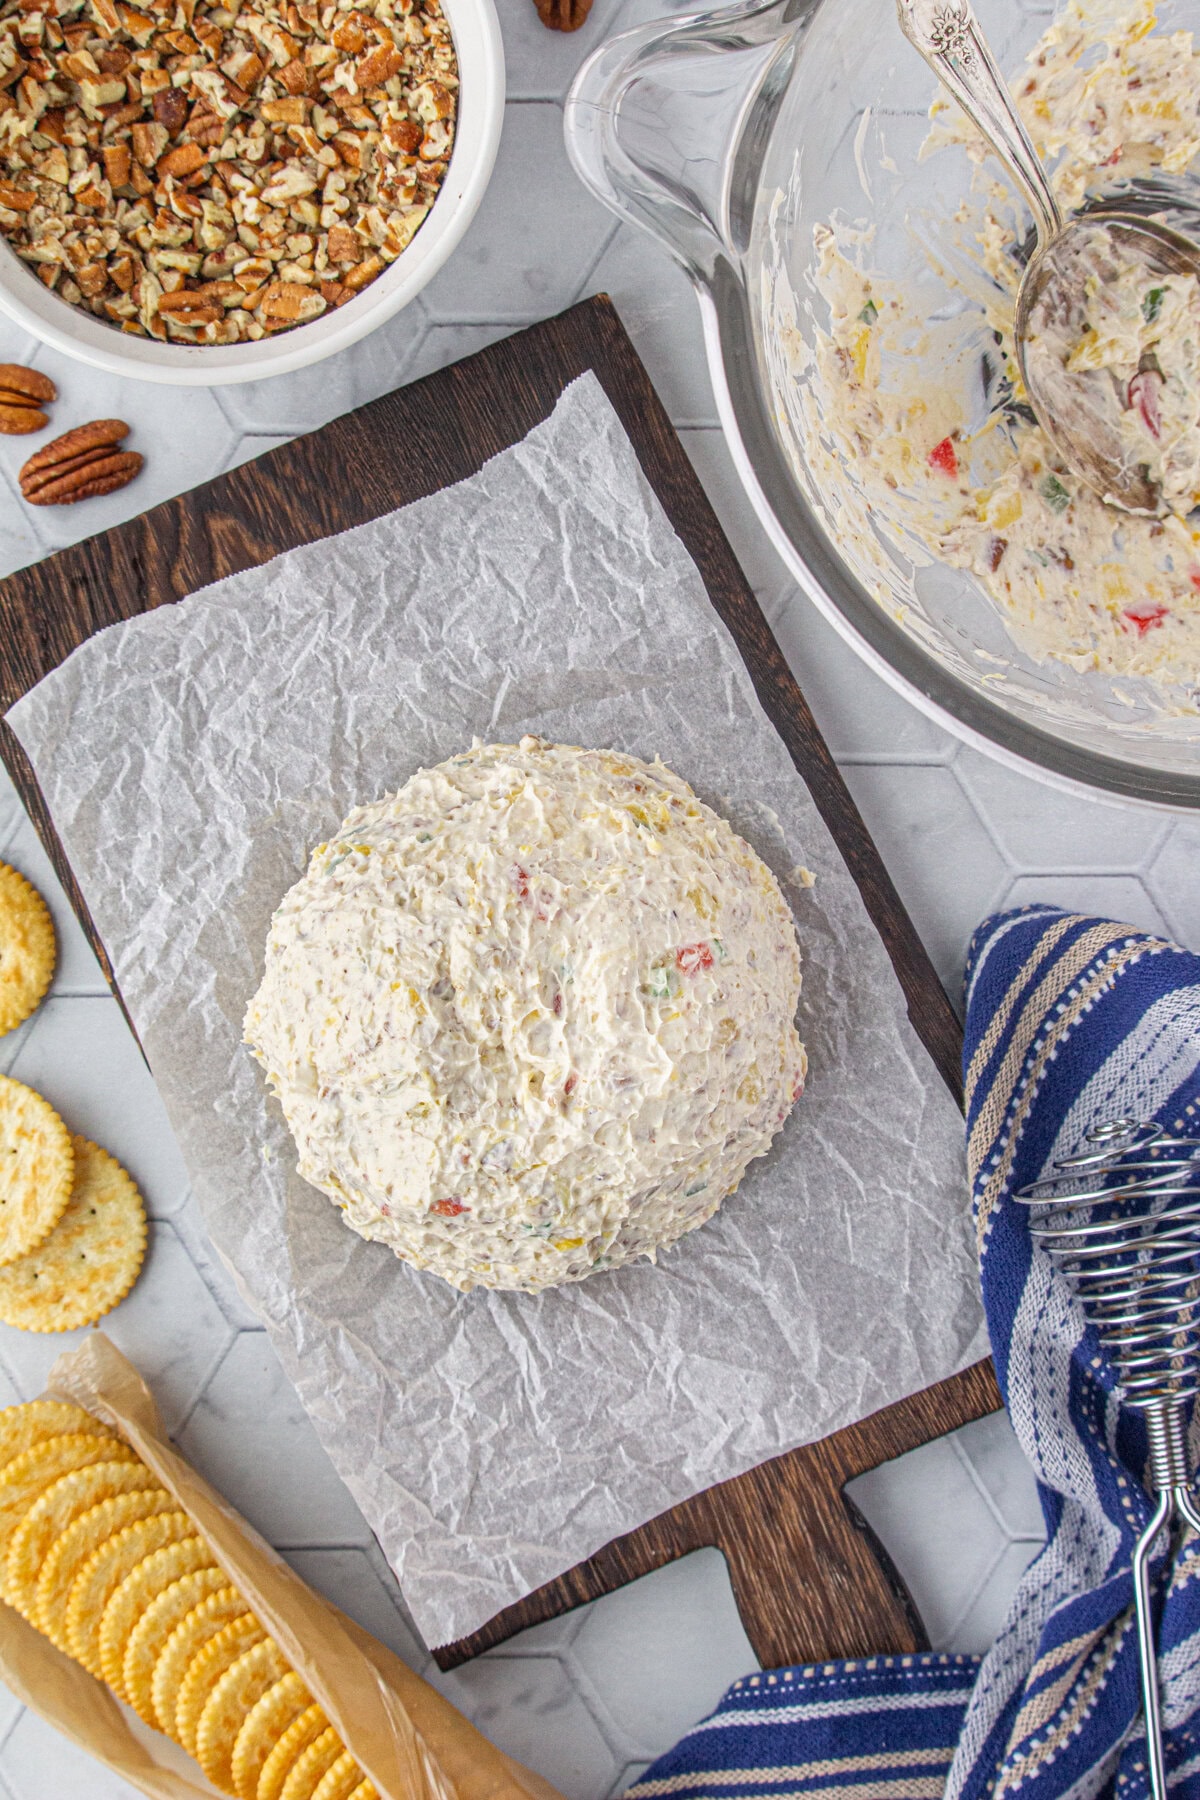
[1016,1119,1200,1800]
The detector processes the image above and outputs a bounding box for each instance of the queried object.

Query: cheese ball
[244,738,806,1293]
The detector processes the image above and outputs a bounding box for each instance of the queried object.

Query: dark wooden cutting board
[0,293,1001,1671]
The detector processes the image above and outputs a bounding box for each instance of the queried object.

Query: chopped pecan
[0,0,455,342]
[150,84,187,133]
[19,417,142,502]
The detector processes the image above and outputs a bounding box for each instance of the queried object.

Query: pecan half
[19,418,143,504]
[533,0,593,28]
[0,362,55,433]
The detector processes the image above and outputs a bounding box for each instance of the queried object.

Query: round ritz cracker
[0,1399,115,1474]
[175,1611,266,1756]
[346,1784,379,1800]
[6,1459,163,1616]
[0,1135,147,1331]
[123,1566,232,1727]
[0,863,55,1038]
[150,1584,248,1735]
[230,1671,314,1800]
[311,1751,369,1800]
[35,1487,178,1650]
[0,1431,139,1578]
[65,1509,194,1675]
[257,1702,332,1800]
[196,1636,292,1791]
[99,1534,216,1699]
[280,1726,346,1800]
[0,1076,73,1267]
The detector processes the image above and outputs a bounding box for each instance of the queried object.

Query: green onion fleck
[1143,286,1166,324]
[646,963,677,1002]
[858,298,878,324]
[1039,473,1071,514]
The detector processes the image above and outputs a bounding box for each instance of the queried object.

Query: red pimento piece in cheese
[927,437,959,478]
[676,942,715,976]
[1122,602,1170,636]
[1128,369,1163,439]
[431,1198,468,1217]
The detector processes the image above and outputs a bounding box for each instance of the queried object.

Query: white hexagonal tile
[952,1410,1045,1543]
[955,748,1171,871]
[177,1330,373,1548]
[282,1546,429,1672]
[494,0,614,101]
[2,1706,138,1800]
[419,103,615,322]
[0,812,108,996]
[166,1198,264,1333]
[768,588,957,762]
[220,434,293,475]
[847,1431,1013,1653]
[944,1539,1043,1656]
[837,762,1011,999]
[0,1363,22,1412]
[0,765,24,854]
[215,303,429,437]
[676,426,796,602]
[435,1653,620,1798]
[0,358,237,550]
[1147,820,1200,951]
[611,0,707,29]
[0,1220,231,1434]
[3,996,192,1216]
[405,319,531,386]
[0,479,49,581]
[1000,873,1169,940]
[570,1550,756,1760]
[584,226,717,427]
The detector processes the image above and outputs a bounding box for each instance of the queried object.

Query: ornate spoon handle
[896,0,1063,248]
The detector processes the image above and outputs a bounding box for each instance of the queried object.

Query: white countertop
[2,0,1194,1788]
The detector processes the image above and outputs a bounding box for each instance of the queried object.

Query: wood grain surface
[0,294,999,1672]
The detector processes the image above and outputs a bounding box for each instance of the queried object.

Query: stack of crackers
[1,1398,381,1800]
[0,861,148,1330]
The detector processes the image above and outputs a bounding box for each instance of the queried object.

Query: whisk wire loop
[1016,1118,1200,1800]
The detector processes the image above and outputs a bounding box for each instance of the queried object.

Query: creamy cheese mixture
[1061,252,1200,513]
[244,738,806,1294]
[792,0,1200,686]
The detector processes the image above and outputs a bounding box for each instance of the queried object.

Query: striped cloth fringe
[628,907,1200,1800]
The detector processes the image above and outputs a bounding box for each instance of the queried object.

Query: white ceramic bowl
[0,0,504,386]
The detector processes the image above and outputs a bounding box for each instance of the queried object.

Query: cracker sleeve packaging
[0,1332,564,1800]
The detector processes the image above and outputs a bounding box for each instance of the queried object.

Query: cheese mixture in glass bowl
[753,0,1200,789]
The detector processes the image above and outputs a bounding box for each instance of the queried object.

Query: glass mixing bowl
[565,0,1200,806]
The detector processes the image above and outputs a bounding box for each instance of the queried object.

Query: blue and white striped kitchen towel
[628,906,1200,1800]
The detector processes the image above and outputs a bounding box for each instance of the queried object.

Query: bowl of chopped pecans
[0,0,503,383]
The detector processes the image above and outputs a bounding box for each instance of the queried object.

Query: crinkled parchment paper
[6,373,986,1650]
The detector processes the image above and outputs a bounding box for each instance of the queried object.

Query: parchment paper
[4,1334,562,1800]
[6,373,987,1650]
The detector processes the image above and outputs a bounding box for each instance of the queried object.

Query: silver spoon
[896,0,1200,515]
